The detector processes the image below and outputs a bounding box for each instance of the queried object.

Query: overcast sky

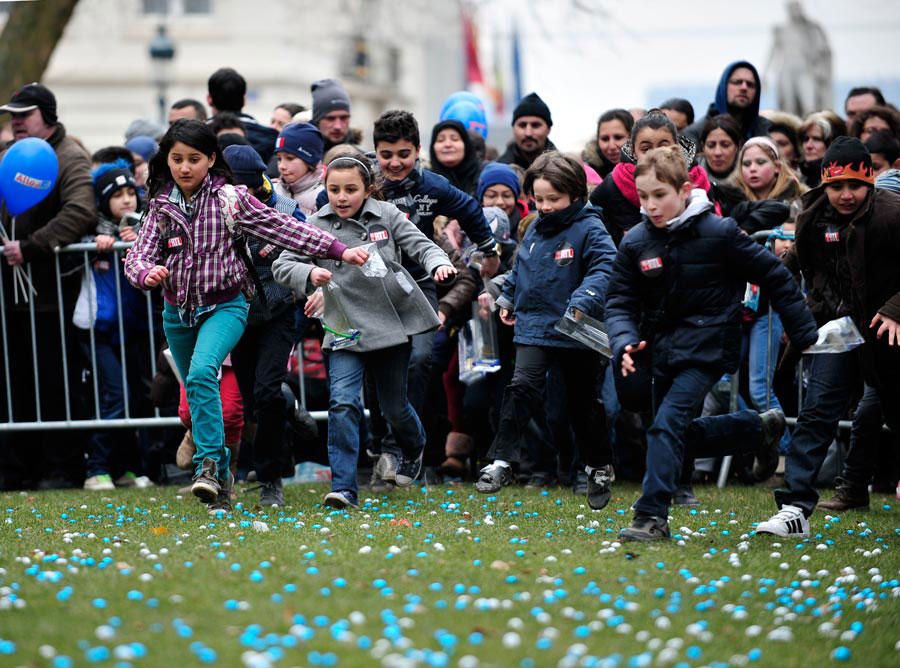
[473,0,900,151]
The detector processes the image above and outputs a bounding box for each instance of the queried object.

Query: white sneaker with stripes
[755,504,810,538]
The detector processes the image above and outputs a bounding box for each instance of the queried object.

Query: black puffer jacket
[607,195,817,374]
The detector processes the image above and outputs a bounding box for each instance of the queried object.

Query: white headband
[328,156,371,174]
[742,136,781,161]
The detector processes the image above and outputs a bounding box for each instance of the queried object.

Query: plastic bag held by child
[803,316,865,354]
[554,306,612,358]
[359,243,388,278]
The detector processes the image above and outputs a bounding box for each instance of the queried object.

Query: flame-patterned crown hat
[821,136,875,185]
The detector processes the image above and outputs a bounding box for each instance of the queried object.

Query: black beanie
[94,166,137,218]
[512,92,552,127]
[822,136,874,185]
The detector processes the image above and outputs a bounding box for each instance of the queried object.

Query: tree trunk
[0,0,81,103]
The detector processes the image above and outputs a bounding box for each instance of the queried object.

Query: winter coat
[787,186,900,388]
[496,201,616,349]
[0,123,97,312]
[274,169,324,218]
[497,138,559,170]
[429,120,484,197]
[582,139,617,179]
[683,61,772,144]
[239,113,280,164]
[272,198,450,352]
[606,194,817,375]
[379,162,495,281]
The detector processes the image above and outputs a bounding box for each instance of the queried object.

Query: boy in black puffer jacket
[606,147,817,542]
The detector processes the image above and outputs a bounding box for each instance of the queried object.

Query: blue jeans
[635,366,764,518]
[326,341,425,503]
[163,296,248,480]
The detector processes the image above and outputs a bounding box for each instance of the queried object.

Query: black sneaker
[207,475,233,516]
[191,458,220,503]
[324,490,359,509]
[673,484,700,506]
[619,513,671,542]
[475,463,513,493]
[258,479,285,507]
[754,409,785,481]
[395,452,423,487]
[524,471,554,489]
[587,465,614,510]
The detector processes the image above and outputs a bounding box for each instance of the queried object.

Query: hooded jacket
[606,192,817,374]
[582,139,618,179]
[429,120,484,197]
[272,198,450,352]
[683,61,772,144]
[496,202,616,349]
[786,186,900,388]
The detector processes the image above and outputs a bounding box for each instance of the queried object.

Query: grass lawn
[0,481,898,667]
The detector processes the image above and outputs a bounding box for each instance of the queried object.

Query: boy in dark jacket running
[607,147,817,542]
[756,137,900,537]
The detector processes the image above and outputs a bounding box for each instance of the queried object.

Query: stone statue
[765,1,833,116]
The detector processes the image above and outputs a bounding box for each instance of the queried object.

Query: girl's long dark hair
[146,119,236,200]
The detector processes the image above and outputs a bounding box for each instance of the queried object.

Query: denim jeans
[326,341,424,503]
[842,383,900,486]
[775,351,857,516]
[231,307,296,483]
[163,296,249,480]
[635,365,764,518]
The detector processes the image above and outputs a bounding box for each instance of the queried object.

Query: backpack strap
[217,184,271,319]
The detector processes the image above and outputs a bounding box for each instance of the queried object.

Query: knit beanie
[223,144,267,189]
[125,135,158,162]
[125,118,165,142]
[311,79,351,125]
[476,162,521,203]
[821,136,874,185]
[512,92,552,127]
[275,122,325,166]
[93,160,137,218]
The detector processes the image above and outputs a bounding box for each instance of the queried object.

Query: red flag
[463,10,483,85]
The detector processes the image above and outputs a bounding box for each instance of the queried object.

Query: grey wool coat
[272,197,451,352]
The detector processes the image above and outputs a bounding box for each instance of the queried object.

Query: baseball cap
[0,83,57,120]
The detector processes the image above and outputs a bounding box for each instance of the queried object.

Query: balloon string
[0,216,36,304]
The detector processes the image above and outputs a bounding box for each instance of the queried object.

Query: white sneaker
[755,504,810,538]
[84,474,115,491]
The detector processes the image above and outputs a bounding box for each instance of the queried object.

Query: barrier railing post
[145,291,161,417]
[0,267,14,421]
[112,248,131,419]
[27,265,41,422]
[53,256,73,421]
[85,250,101,419]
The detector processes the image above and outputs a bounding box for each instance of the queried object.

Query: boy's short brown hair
[523,151,587,200]
[634,146,689,191]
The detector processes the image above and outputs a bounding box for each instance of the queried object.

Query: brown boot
[440,432,473,478]
[817,478,869,511]
[175,430,195,470]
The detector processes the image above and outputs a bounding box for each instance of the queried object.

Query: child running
[272,153,456,509]
[124,119,366,514]
[606,146,818,541]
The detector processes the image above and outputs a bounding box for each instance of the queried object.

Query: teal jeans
[163,296,248,480]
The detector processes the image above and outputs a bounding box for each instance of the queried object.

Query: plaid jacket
[125,175,345,309]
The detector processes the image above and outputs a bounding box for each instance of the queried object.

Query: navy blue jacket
[497,202,616,349]
[606,199,817,374]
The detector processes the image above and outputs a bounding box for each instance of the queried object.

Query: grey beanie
[125,118,166,143]
[311,79,350,125]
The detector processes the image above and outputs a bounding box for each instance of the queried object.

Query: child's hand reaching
[341,246,369,266]
[621,340,647,377]
[871,313,900,346]
[433,265,458,284]
[309,267,333,287]
[500,308,516,326]
[95,234,115,252]
[304,289,324,318]
[120,226,137,242]
[143,265,169,288]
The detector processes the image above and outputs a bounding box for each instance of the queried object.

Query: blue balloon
[439,91,485,122]
[0,137,58,215]
[442,100,488,139]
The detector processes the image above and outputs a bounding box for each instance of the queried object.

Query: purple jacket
[125,175,346,308]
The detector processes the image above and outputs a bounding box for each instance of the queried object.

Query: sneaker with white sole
[191,458,220,503]
[324,490,358,509]
[475,463,514,493]
[84,474,115,491]
[755,504,809,538]
[395,452,423,487]
[376,451,400,484]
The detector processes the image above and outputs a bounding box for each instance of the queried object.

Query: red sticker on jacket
[555,248,575,261]
[640,257,663,272]
[370,230,389,242]
[825,231,839,243]
[258,243,276,257]
[167,237,183,249]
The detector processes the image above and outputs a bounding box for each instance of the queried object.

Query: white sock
[493,459,511,469]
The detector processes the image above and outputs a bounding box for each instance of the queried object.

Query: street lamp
[149,24,175,124]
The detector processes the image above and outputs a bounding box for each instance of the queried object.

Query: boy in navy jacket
[606,147,817,541]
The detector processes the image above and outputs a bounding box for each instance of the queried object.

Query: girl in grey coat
[273,155,455,508]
